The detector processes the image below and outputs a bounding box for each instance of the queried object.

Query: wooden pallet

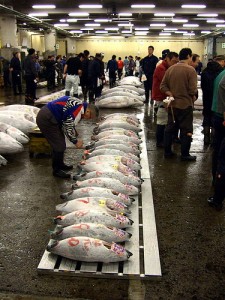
[37,115,161,279]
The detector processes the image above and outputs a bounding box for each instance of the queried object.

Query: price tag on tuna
[99,199,106,206]
[112,164,118,170]
[115,156,121,161]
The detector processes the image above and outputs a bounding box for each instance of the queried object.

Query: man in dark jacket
[23,48,38,104]
[88,53,102,102]
[201,60,223,145]
[107,55,117,88]
[45,55,56,90]
[10,52,22,95]
[141,46,158,104]
[80,50,90,101]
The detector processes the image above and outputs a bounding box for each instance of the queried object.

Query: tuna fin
[126,250,133,258]
[53,216,63,224]
[85,141,95,150]
[49,225,63,238]
[46,239,59,251]
[55,202,67,212]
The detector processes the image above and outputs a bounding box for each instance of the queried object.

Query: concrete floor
[0,84,224,300]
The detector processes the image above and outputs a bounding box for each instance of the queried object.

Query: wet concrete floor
[0,85,224,300]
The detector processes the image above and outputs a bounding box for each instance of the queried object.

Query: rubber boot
[156,125,165,148]
[203,126,211,145]
[82,87,87,101]
[89,89,95,103]
[73,94,79,98]
[52,151,71,178]
[164,131,175,157]
[65,91,70,96]
[208,174,225,210]
[180,135,196,161]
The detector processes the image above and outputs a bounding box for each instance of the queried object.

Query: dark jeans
[212,114,225,180]
[118,69,123,80]
[143,75,153,102]
[25,74,36,100]
[12,72,22,94]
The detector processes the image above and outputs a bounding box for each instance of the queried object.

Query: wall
[75,37,204,61]
[216,37,225,56]
[31,34,45,54]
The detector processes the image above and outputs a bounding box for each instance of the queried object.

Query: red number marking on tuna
[74,210,88,217]
[72,223,90,230]
[68,237,79,247]
[93,239,102,247]
[77,198,90,204]
[83,239,91,252]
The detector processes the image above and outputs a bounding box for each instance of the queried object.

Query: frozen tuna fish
[0,104,40,117]
[94,139,140,151]
[60,187,134,206]
[84,148,140,163]
[54,209,133,228]
[95,135,141,146]
[0,122,29,144]
[97,91,144,102]
[92,129,138,140]
[93,143,141,156]
[95,121,141,133]
[101,87,140,96]
[56,197,130,214]
[73,170,142,187]
[96,96,143,108]
[117,85,145,95]
[99,115,140,127]
[0,113,36,133]
[101,113,139,123]
[0,132,24,154]
[0,155,7,166]
[50,223,132,243]
[83,155,141,171]
[47,237,132,263]
[119,76,142,86]
[73,177,138,195]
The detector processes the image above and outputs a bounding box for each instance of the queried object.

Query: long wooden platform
[37,114,161,279]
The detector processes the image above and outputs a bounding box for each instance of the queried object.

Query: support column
[0,15,18,48]
[44,29,56,55]
[66,37,76,55]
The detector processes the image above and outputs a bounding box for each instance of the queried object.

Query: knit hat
[162,49,170,60]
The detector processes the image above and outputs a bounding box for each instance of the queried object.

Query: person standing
[141,46,158,104]
[152,51,179,147]
[135,57,141,77]
[107,55,117,88]
[36,96,88,178]
[23,48,38,105]
[208,70,225,210]
[63,52,84,98]
[160,48,198,161]
[10,51,22,95]
[123,56,129,76]
[80,50,90,101]
[128,56,135,76]
[88,53,102,102]
[45,55,56,90]
[117,57,124,80]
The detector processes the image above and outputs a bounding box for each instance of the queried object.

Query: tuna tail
[85,141,95,150]
[91,135,98,141]
[46,239,59,251]
[53,216,63,224]
[129,218,134,226]
[72,172,87,181]
[126,250,133,259]
[93,126,100,135]
[60,193,68,200]
[130,197,135,202]
[71,183,79,189]
[49,225,63,239]
[55,202,67,212]
[128,232,132,239]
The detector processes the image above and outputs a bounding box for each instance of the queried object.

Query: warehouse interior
[0,1,225,300]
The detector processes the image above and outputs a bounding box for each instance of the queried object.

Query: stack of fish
[0,105,38,163]
[95,84,145,108]
[47,113,143,263]
[118,76,143,87]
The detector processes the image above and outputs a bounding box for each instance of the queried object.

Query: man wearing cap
[141,46,158,104]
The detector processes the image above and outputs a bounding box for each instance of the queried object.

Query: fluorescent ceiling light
[118,13,132,17]
[131,4,155,8]
[60,19,66,22]
[172,19,188,23]
[135,27,149,30]
[216,24,225,27]
[85,23,101,26]
[32,5,56,9]
[181,4,206,8]
[201,31,211,33]
[175,31,188,33]
[95,30,108,33]
[69,12,89,17]
[105,27,118,30]
[118,23,134,27]
[94,19,111,22]
[70,30,83,33]
[207,19,225,23]
[79,5,103,9]
[154,13,175,17]
[80,28,94,30]
[164,28,178,31]
[197,14,218,17]
[29,13,48,17]
[122,30,131,33]
[183,33,195,36]
[67,19,77,22]
[183,24,199,27]
[159,32,171,35]
[150,23,166,27]
[135,32,148,35]
[54,23,69,27]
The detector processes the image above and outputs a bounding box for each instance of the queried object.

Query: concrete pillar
[0,15,18,47]
[18,29,32,49]
[44,29,56,52]
[66,37,76,55]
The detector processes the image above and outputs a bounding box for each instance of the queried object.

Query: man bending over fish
[36,96,98,178]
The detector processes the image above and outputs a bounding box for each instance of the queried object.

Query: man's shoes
[53,170,71,178]
[181,155,196,161]
[61,164,73,171]
[164,151,176,158]
[207,197,223,211]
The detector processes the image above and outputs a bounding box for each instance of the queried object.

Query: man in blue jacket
[107,55,118,88]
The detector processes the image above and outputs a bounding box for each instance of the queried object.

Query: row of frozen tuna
[0,105,39,164]
[96,76,145,108]
[46,112,143,263]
